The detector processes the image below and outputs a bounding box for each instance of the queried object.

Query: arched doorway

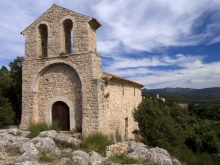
[52,101,70,131]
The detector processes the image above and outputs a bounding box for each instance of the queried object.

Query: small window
[62,19,73,54]
[122,84,124,96]
[38,24,48,57]
[134,86,135,96]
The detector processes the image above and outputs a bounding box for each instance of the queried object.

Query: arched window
[62,19,73,54]
[38,24,48,57]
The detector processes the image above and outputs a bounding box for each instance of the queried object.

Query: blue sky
[0,0,220,89]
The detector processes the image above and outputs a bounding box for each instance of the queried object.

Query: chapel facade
[20,4,143,141]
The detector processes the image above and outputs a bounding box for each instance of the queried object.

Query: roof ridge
[21,4,101,34]
[103,71,144,87]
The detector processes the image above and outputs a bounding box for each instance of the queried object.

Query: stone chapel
[20,4,144,141]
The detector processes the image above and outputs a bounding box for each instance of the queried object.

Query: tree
[0,66,11,97]
[8,56,23,123]
[0,56,23,124]
[0,91,14,128]
[133,96,185,148]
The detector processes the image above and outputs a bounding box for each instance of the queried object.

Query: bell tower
[20,4,103,135]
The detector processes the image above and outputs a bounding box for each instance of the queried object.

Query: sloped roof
[21,4,101,34]
[103,72,144,88]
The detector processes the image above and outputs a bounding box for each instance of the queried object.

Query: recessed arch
[31,60,84,92]
[60,15,75,25]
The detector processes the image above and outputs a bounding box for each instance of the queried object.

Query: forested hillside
[134,95,220,165]
[142,87,220,106]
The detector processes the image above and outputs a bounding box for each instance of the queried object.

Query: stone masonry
[20,4,144,141]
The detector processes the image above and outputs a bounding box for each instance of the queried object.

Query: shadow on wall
[110,127,122,142]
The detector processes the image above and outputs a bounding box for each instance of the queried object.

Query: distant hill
[142,87,220,106]
[142,87,220,96]
[142,87,196,94]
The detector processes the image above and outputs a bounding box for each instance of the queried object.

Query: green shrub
[28,121,60,138]
[39,149,53,162]
[133,96,185,148]
[48,120,60,132]
[167,146,219,165]
[106,154,137,164]
[28,122,49,138]
[5,145,24,156]
[105,154,154,164]
[0,95,14,128]
[82,132,112,155]
[59,52,66,56]
[54,139,78,151]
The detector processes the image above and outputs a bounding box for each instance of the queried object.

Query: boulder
[30,137,61,155]
[89,151,105,164]
[68,137,81,147]
[106,142,127,157]
[125,141,181,165]
[72,150,90,165]
[16,142,39,162]
[38,130,58,139]
[15,161,40,165]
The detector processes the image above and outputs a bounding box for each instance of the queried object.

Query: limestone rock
[72,150,90,165]
[31,137,61,155]
[16,142,39,162]
[68,137,81,147]
[38,130,58,139]
[15,161,41,165]
[61,157,71,164]
[106,142,127,157]
[89,151,105,164]
[125,141,181,165]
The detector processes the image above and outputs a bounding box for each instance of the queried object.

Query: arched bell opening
[37,24,48,57]
[62,19,74,54]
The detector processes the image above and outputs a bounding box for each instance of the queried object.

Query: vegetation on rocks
[133,95,220,165]
[28,121,60,138]
[82,131,113,155]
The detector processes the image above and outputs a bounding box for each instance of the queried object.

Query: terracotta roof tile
[103,71,144,88]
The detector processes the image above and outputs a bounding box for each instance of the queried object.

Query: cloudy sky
[0,0,220,89]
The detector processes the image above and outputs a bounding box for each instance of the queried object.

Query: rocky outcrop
[0,128,181,165]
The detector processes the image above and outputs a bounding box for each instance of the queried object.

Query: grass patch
[54,139,79,151]
[60,152,73,159]
[107,154,137,164]
[6,145,24,157]
[81,132,112,156]
[103,154,153,164]
[39,149,53,162]
[28,121,60,138]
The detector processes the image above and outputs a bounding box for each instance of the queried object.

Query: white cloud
[103,53,220,89]
[93,0,220,53]
[97,40,120,54]
[0,0,219,89]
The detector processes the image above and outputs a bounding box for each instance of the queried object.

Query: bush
[105,154,152,164]
[0,95,14,128]
[38,149,53,162]
[133,96,185,148]
[82,132,112,155]
[28,121,60,138]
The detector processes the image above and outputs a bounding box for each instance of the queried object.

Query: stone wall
[99,77,142,142]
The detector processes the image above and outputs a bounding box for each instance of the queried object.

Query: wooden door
[52,101,70,131]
